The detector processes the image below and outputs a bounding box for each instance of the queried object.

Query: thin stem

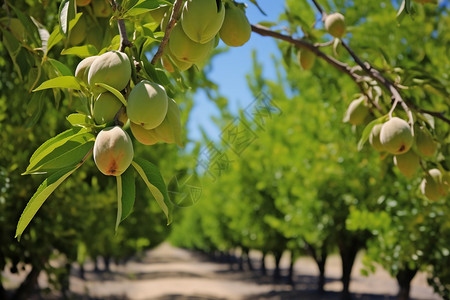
[151,0,184,65]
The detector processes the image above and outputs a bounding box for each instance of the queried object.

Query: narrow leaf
[66,113,94,127]
[15,166,79,239]
[61,45,98,58]
[124,0,171,18]
[47,58,73,76]
[95,83,127,106]
[29,128,83,162]
[24,134,94,175]
[132,158,172,224]
[33,76,81,92]
[45,27,64,57]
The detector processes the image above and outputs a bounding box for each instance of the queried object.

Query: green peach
[75,55,98,84]
[325,13,346,38]
[420,168,447,201]
[93,126,134,176]
[93,92,123,124]
[127,80,168,130]
[393,150,420,178]
[88,51,131,94]
[416,127,437,157]
[153,98,183,146]
[130,122,161,145]
[181,0,225,44]
[169,23,214,64]
[219,2,251,47]
[92,0,112,18]
[343,97,369,126]
[69,16,87,46]
[380,117,413,155]
[297,48,316,70]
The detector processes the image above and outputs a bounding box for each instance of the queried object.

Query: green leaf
[25,90,47,128]
[24,133,94,175]
[10,5,40,46]
[124,0,171,18]
[45,27,64,57]
[115,167,135,231]
[59,0,77,36]
[47,58,73,76]
[33,76,81,92]
[15,165,80,239]
[24,128,94,174]
[29,128,83,162]
[249,0,267,16]
[94,83,128,106]
[132,158,172,224]
[66,113,94,127]
[61,45,98,58]
[357,116,387,151]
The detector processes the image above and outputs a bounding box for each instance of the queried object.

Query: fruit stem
[150,0,185,65]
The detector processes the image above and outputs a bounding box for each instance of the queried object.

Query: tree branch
[151,0,184,65]
[118,19,132,52]
[250,24,382,111]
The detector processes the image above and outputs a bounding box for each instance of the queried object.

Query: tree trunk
[12,266,41,300]
[103,256,110,272]
[273,251,283,281]
[94,257,100,273]
[261,251,267,275]
[60,263,71,299]
[338,243,359,300]
[317,250,327,293]
[396,267,418,300]
[79,263,85,280]
[288,251,296,285]
[305,242,328,293]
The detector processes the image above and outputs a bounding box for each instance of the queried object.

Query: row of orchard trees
[171,1,450,300]
[0,0,210,298]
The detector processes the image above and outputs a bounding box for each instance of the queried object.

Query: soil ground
[2,242,443,300]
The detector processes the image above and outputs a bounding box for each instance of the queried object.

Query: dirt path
[62,243,442,300]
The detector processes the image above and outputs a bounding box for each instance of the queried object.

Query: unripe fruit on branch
[130,122,161,145]
[153,98,183,146]
[420,168,447,201]
[393,150,419,178]
[219,3,251,47]
[181,0,225,44]
[161,47,193,72]
[343,96,369,125]
[69,16,87,46]
[93,92,123,124]
[416,127,437,157]
[92,0,112,18]
[297,48,316,70]
[94,126,134,176]
[325,13,346,38]
[75,56,98,84]
[127,80,168,130]
[88,51,131,94]
[380,117,413,155]
[169,23,214,64]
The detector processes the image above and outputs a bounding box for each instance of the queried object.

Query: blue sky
[186,1,286,142]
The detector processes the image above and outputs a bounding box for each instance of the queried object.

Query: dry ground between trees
[2,243,443,300]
